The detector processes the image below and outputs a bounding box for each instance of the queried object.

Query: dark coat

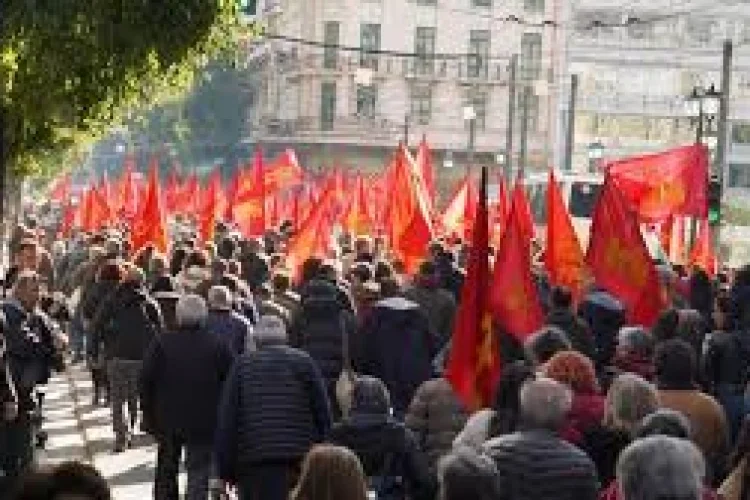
[139,325,234,444]
[578,426,630,487]
[206,309,253,355]
[239,252,270,292]
[578,290,625,367]
[215,344,332,481]
[547,308,596,361]
[92,282,163,361]
[153,291,180,333]
[355,297,436,416]
[703,330,750,392]
[404,281,457,350]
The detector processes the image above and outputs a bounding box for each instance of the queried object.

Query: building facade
[246,0,564,188]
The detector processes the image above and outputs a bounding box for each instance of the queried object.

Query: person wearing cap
[206,285,254,355]
[215,315,332,500]
[140,294,234,500]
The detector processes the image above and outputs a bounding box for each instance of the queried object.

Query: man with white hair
[205,285,254,355]
[140,294,234,500]
[617,435,705,500]
[484,378,598,500]
[215,315,332,500]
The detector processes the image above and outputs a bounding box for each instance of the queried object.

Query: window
[729,164,750,188]
[416,0,437,4]
[360,23,381,70]
[628,21,654,40]
[323,22,340,69]
[320,82,336,131]
[356,84,378,118]
[472,0,492,6]
[239,0,257,15]
[410,86,432,125]
[466,92,488,130]
[686,18,716,46]
[415,27,436,75]
[524,0,544,14]
[518,90,539,131]
[732,122,750,144]
[520,32,542,80]
[468,30,490,78]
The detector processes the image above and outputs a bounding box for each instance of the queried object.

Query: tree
[1,0,246,177]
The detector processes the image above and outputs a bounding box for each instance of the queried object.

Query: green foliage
[1,0,249,176]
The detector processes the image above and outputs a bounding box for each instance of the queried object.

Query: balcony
[578,93,689,117]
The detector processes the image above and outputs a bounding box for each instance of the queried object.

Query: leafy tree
[1,0,247,177]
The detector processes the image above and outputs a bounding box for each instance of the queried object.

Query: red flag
[235,148,266,238]
[387,144,434,273]
[689,218,717,277]
[285,181,336,279]
[490,191,544,342]
[442,175,478,240]
[267,194,280,229]
[509,176,535,242]
[342,175,373,236]
[415,136,436,208]
[81,184,111,232]
[659,215,675,259]
[224,167,241,221]
[545,170,586,301]
[118,159,140,220]
[49,174,71,203]
[164,167,181,214]
[198,171,222,243]
[491,174,510,246]
[263,149,303,193]
[586,176,664,326]
[606,144,709,222]
[58,201,76,238]
[177,174,200,215]
[446,167,498,410]
[131,166,168,254]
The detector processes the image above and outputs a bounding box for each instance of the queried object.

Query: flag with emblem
[586,176,664,326]
[545,170,586,302]
[606,143,709,222]
[490,183,544,342]
[446,166,498,410]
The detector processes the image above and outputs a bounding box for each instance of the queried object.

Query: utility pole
[403,114,410,147]
[468,117,476,173]
[715,39,733,254]
[506,55,518,178]
[519,85,531,178]
[563,74,578,173]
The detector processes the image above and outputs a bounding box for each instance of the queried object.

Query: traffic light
[708,175,722,225]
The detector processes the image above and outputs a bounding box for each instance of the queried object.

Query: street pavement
[39,364,182,499]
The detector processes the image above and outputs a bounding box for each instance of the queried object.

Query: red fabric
[49,174,71,203]
[58,201,75,238]
[559,393,605,445]
[263,149,303,194]
[164,167,181,215]
[223,168,241,222]
[490,189,544,343]
[81,185,111,233]
[446,168,498,410]
[689,218,718,277]
[606,144,709,222]
[491,174,510,246]
[235,148,266,238]
[198,171,222,243]
[342,175,373,236]
[131,166,168,254]
[285,180,335,280]
[586,176,664,327]
[415,136,436,210]
[442,175,478,240]
[509,176,535,242]
[545,170,586,302]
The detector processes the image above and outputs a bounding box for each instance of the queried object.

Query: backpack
[367,452,406,500]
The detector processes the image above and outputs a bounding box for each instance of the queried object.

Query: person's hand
[3,401,18,422]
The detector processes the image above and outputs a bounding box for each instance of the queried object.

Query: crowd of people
[1,216,750,500]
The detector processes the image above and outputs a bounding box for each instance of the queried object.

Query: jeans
[107,359,142,444]
[155,437,212,500]
[238,461,300,500]
[0,416,34,497]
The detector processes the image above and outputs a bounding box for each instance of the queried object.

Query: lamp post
[463,105,476,173]
[685,84,720,145]
[443,151,455,170]
[496,151,508,180]
[587,141,605,173]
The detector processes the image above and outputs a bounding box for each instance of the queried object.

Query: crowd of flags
[48,139,717,409]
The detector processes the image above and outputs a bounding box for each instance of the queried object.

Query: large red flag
[446,167,498,410]
[545,170,586,301]
[58,201,76,238]
[81,184,111,232]
[177,174,200,215]
[490,192,544,343]
[131,166,168,254]
[198,171,222,243]
[586,176,664,326]
[263,149,303,193]
[342,175,374,236]
[164,166,181,215]
[235,148,266,238]
[606,143,709,222]
[415,136,436,209]
[689,218,717,277]
[509,176,535,242]
[442,175,478,240]
[224,167,241,222]
[285,181,336,279]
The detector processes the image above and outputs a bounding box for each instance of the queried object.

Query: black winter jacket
[547,308,596,361]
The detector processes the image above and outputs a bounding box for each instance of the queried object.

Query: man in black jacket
[140,294,233,500]
[546,286,596,361]
[93,266,163,452]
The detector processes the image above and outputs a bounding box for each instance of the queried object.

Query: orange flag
[415,136,436,209]
[131,166,168,254]
[490,190,544,343]
[545,170,586,301]
[442,175,478,240]
[388,144,434,273]
[509,175,535,242]
[59,201,76,238]
[224,167,241,222]
[689,218,717,277]
[607,144,709,222]
[263,149,303,193]
[446,167,498,410]
[342,175,373,236]
[235,148,266,238]
[198,171,222,243]
[586,176,664,326]
[285,181,335,280]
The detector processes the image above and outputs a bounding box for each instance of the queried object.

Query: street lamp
[496,151,509,180]
[463,105,476,171]
[587,141,605,173]
[443,151,455,169]
[685,84,721,145]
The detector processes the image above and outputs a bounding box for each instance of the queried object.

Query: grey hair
[636,409,692,440]
[617,435,704,500]
[604,374,659,434]
[438,446,501,500]
[519,378,573,430]
[175,294,208,328]
[617,327,654,356]
[207,285,233,311]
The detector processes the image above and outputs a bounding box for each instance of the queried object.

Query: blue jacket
[206,309,254,355]
[215,344,332,481]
